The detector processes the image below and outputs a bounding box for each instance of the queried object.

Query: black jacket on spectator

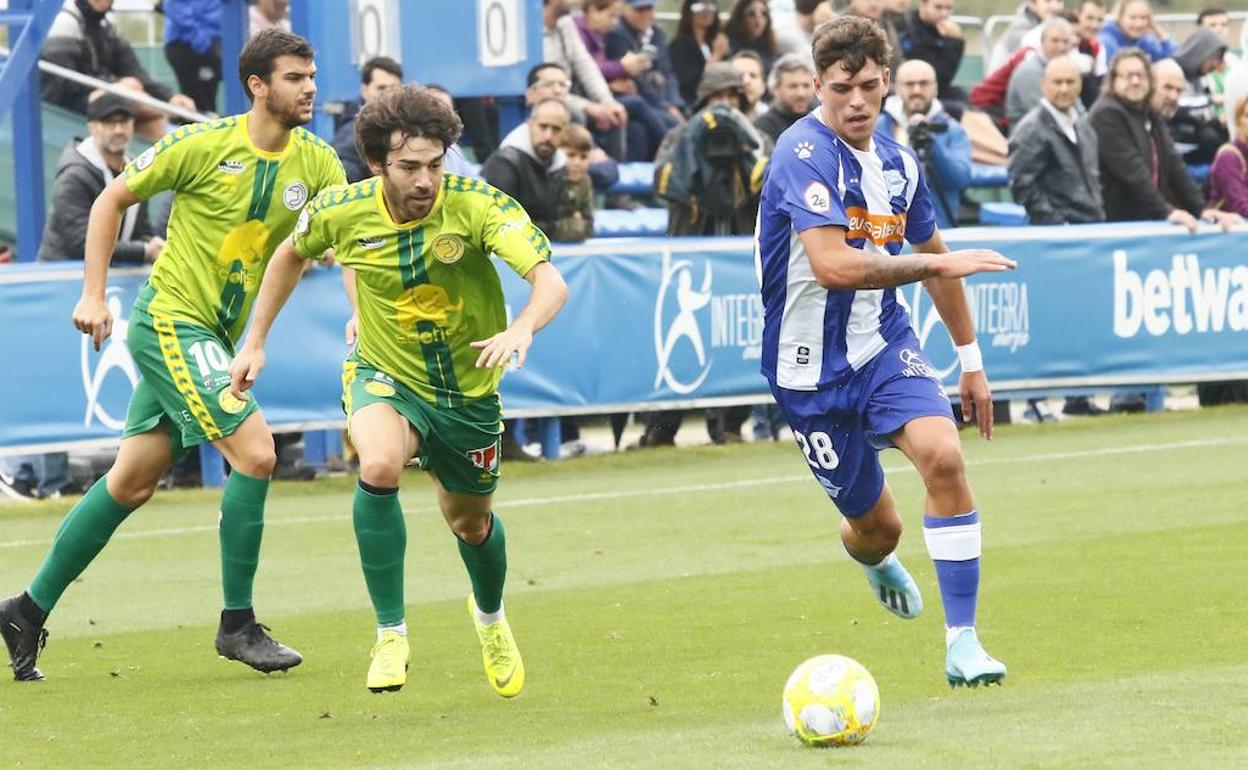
[898,10,965,102]
[332,117,370,184]
[38,138,153,263]
[1087,92,1204,222]
[41,0,174,114]
[668,34,710,107]
[1008,104,1105,224]
[754,105,805,144]
[606,20,685,113]
[480,125,565,239]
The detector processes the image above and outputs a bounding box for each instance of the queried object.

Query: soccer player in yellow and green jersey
[233,86,568,696]
[0,30,346,683]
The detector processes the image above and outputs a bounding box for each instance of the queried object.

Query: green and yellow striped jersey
[124,113,346,343]
[293,174,551,407]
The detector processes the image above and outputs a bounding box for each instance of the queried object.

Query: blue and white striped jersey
[755,111,937,390]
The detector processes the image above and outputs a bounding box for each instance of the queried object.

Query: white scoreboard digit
[352,0,402,66]
[477,0,527,67]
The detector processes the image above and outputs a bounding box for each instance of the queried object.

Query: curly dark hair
[354,85,464,167]
[238,29,314,103]
[811,16,891,78]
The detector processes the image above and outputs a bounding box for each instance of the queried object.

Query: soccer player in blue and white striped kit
[755,16,1016,686]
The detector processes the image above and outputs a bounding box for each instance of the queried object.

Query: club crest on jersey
[134,146,156,171]
[466,441,499,472]
[804,181,831,213]
[793,141,815,160]
[217,388,250,415]
[217,159,246,175]
[283,182,309,210]
[883,169,907,198]
[357,236,386,250]
[431,234,465,264]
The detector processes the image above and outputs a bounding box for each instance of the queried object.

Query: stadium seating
[593,207,669,238]
[978,201,1029,227]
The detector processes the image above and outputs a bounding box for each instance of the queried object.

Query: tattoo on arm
[860,254,934,289]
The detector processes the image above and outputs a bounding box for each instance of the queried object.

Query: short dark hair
[561,123,593,153]
[361,56,403,86]
[526,62,566,88]
[238,29,314,102]
[354,85,464,167]
[811,16,891,79]
[1196,7,1228,24]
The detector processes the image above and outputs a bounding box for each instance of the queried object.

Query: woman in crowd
[724,0,779,74]
[1207,94,1248,217]
[669,0,731,106]
[1098,0,1175,63]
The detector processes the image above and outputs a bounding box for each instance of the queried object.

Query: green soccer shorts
[343,361,503,496]
[122,307,259,454]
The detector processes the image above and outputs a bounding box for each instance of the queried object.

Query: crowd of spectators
[2,0,1247,482]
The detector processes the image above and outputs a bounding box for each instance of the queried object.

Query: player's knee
[358,457,403,488]
[450,514,490,546]
[236,447,277,479]
[916,441,965,484]
[108,476,158,509]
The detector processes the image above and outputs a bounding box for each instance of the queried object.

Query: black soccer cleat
[0,592,49,682]
[214,613,302,674]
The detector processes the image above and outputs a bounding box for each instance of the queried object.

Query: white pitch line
[0,436,1243,551]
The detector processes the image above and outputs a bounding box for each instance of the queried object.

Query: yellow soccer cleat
[468,596,525,698]
[367,629,410,693]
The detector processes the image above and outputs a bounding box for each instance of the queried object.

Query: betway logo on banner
[1113,251,1248,337]
[653,250,761,394]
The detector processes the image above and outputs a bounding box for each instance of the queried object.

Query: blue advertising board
[2,223,1246,453]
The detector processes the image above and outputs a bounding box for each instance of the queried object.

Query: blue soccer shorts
[770,336,955,518]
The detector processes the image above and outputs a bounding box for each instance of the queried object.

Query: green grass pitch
[2,406,1247,768]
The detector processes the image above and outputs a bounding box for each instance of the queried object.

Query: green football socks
[458,513,507,614]
[219,470,269,611]
[353,481,407,626]
[27,475,133,613]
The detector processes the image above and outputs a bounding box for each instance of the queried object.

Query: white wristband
[957,341,983,373]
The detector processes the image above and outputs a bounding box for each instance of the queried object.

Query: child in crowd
[554,123,596,243]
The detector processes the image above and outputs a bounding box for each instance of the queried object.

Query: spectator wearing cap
[41,0,198,141]
[333,57,404,182]
[37,92,163,264]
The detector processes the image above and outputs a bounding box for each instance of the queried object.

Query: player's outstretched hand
[930,250,1016,280]
[73,295,113,351]
[471,326,534,369]
[228,348,266,399]
[960,369,995,440]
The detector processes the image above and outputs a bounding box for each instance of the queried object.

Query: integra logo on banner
[653,250,764,394]
[1113,251,1248,337]
[907,279,1030,380]
[82,289,140,430]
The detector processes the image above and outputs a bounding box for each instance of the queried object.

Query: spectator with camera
[754,53,817,143]
[1008,57,1105,224]
[877,59,972,228]
[898,0,968,116]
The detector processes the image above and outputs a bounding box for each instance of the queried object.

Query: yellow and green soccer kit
[121,114,346,450]
[292,174,551,493]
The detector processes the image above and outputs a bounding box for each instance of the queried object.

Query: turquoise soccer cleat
[862,554,923,620]
[946,628,1007,687]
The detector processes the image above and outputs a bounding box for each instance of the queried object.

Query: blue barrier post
[301,429,342,471]
[541,417,561,460]
[1143,385,1166,412]
[199,443,226,488]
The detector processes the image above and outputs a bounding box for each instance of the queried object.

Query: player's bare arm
[229,238,308,396]
[797,225,1016,291]
[915,230,998,440]
[471,261,568,369]
[341,265,359,344]
[73,176,143,351]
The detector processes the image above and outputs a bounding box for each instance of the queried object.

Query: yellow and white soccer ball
[781,654,880,747]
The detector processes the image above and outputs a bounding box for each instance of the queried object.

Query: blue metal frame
[1,0,61,262]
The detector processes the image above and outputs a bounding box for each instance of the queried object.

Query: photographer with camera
[877,59,972,228]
